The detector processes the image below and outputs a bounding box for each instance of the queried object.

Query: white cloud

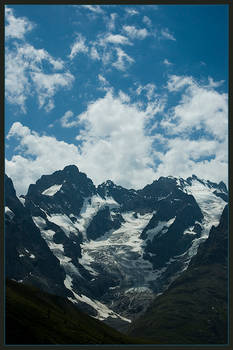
[164,75,228,140]
[60,110,78,128]
[17,43,64,70]
[6,80,228,195]
[5,47,31,113]
[123,25,148,40]
[104,34,131,45]
[161,28,176,41]
[83,5,105,14]
[5,7,34,40]
[5,42,73,112]
[206,77,225,89]
[98,74,108,85]
[107,13,117,31]
[125,8,139,16]
[90,46,100,60]
[163,58,173,66]
[136,83,157,101]
[167,75,193,92]
[6,122,82,195]
[98,74,111,92]
[72,91,157,188]
[88,33,134,71]
[155,137,228,185]
[143,16,152,27]
[112,47,134,71]
[69,34,88,60]
[6,92,162,194]
[30,72,74,112]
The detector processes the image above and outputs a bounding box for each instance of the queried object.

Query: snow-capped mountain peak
[5,167,228,328]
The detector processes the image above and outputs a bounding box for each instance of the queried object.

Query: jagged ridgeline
[5,165,228,344]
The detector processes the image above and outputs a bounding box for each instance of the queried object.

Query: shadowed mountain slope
[128,205,228,344]
[5,279,147,345]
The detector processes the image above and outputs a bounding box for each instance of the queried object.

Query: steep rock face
[25,165,96,217]
[5,167,228,330]
[128,205,228,344]
[5,175,68,297]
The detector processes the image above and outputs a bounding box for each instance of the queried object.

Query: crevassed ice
[79,212,157,286]
[42,184,62,196]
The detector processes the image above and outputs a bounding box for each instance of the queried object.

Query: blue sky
[5,4,228,195]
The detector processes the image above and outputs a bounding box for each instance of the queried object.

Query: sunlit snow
[145,217,176,242]
[5,206,15,220]
[182,178,226,266]
[79,211,159,287]
[74,195,120,239]
[18,197,25,206]
[42,184,62,196]
[66,274,131,323]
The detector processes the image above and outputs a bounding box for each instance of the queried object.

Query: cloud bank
[6,76,228,195]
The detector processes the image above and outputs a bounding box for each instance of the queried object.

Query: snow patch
[5,206,15,220]
[32,216,47,229]
[18,197,25,206]
[145,217,176,242]
[42,184,62,196]
[47,213,80,237]
[69,290,131,323]
[75,195,120,239]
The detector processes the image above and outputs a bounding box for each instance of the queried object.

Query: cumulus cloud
[164,75,228,140]
[69,34,88,60]
[6,92,162,194]
[5,7,35,40]
[161,28,176,41]
[155,137,228,185]
[6,78,228,195]
[123,25,148,40]
[5,42,73,112]
[6,122,82,195]
[60,110,78,128]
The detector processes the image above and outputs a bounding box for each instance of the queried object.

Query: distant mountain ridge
[5,165,228,329]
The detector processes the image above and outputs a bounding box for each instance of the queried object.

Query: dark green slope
[128,205,228,344]
[5,279,146,345]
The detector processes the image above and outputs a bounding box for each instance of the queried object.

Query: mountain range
[5,165,228,343]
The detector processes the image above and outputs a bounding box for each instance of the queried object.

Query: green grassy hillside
[5,279,146,345]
